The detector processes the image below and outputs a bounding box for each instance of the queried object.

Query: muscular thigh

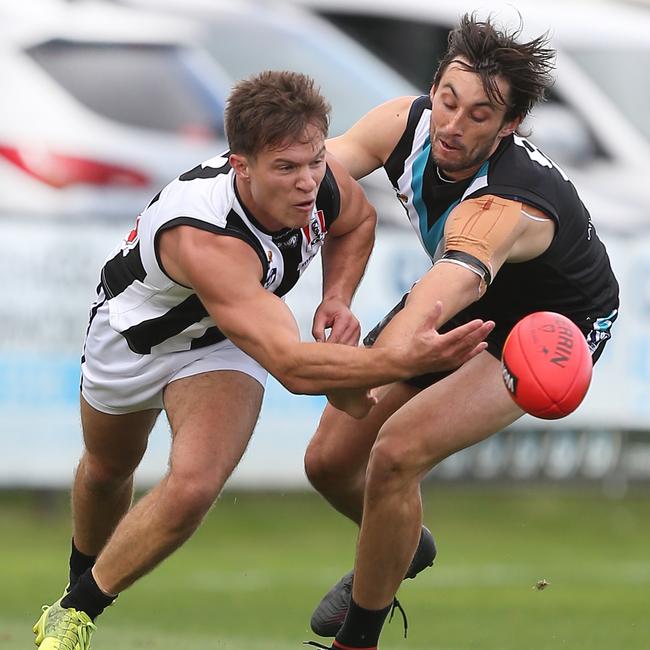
[163,370,264,481]
[377,351,524,477]
[80,396,160,473]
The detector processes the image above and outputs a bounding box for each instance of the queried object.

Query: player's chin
[434,143,463,166]
[290,210,312,229]
[438,156,468,174]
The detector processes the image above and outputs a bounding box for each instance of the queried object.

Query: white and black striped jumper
[90,151,340,358]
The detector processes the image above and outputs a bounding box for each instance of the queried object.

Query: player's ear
[429,85,436,102]
[229,153,251,180]
[499,115,521,139]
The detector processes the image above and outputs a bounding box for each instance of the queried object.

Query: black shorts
[363,295,617,390]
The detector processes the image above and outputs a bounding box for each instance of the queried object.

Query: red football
[501,311,593,419]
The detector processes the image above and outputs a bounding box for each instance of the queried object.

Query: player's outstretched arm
[159,226,491,395]
[370,194,542,362]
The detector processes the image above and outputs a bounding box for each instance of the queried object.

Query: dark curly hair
[433,13,556,122]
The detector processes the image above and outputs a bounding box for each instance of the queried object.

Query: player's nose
[446,110,465,135]
[296,167,318,192]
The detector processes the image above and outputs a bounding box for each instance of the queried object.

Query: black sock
[334,598,391,649]
[69,539,97,590]
[61,568,116,620]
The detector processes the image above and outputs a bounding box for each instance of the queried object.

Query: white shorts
[81,296,268,415]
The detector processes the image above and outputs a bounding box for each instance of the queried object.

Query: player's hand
[312,298,361,345]
[408,301,495,373]
[326,387,378,420]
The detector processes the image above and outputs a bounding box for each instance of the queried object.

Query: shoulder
[355,95,421,140]
[484,136,577,220]
[383,95,432,179]
[156,152,235,227]
[376,95,421,118]
[326,96,421,178]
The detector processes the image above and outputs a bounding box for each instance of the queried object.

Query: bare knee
[78,452,139,494]
[165,471,225,530]
[304,436,341,491]
[304,430,369,494]
[366,435,420,496]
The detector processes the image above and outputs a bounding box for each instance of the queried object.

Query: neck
[438,163,481,183]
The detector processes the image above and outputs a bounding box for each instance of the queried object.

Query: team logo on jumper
[302,210,327,248]
[586,309,617,352]
[123,216,140,252]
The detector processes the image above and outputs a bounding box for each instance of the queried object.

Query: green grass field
[1,485,649,650]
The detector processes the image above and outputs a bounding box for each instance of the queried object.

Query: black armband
[435,250,492,285]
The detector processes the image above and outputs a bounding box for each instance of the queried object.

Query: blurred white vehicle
[117,0,416,136]
[110,0,424,226]
[288,0,650,234]
[0,0,233,220]
[0,0,420,224]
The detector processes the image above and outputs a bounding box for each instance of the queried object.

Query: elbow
[258,340,321,395]
[271,356,312,395]
[474,277,489,301]
[276,373,305,395]
[366,205,378,229]
[277,373,318,396]
[456,280,484,311]
[362,205,377,239]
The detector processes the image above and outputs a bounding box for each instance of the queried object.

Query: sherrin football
[501,311,593,419]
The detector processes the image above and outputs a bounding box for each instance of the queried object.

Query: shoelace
[74,619,96,650]
[304,597,408,649]
[46,606,96,650]
[388,597,408,638]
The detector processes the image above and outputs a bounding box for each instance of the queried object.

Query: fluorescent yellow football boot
[33,597,96,650]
